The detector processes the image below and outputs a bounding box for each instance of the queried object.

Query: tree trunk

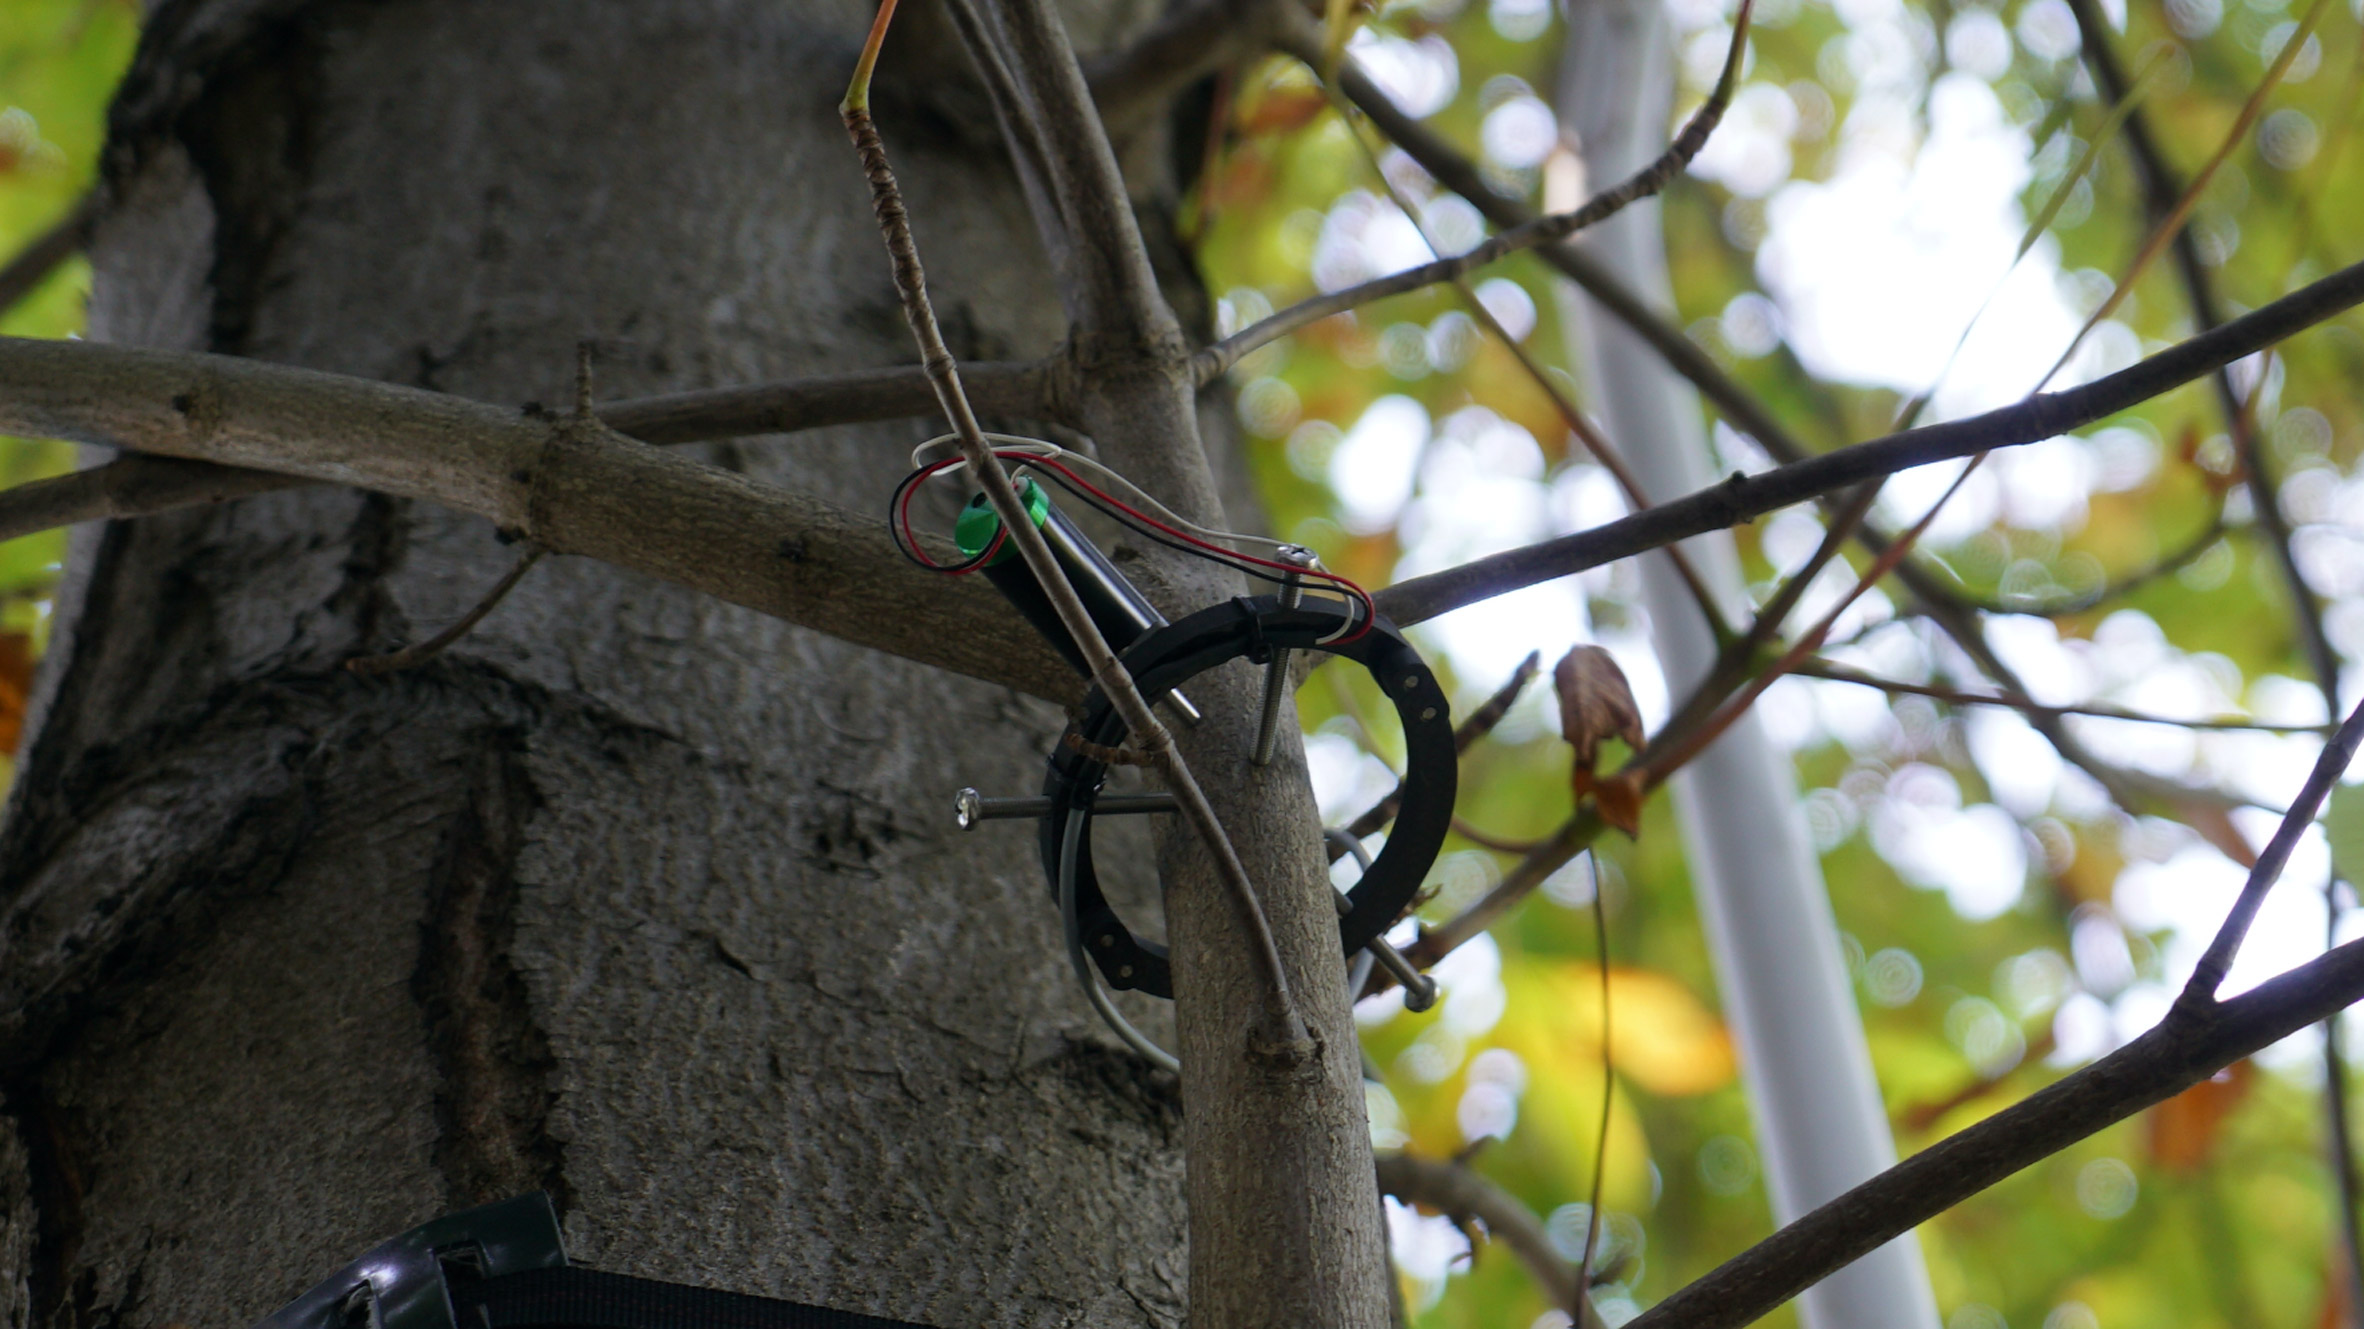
[0,3,1211,1325]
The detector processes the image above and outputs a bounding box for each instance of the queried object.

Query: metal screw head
[954,787,983,831]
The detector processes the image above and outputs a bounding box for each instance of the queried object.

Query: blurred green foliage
[1192,0,2364,1324]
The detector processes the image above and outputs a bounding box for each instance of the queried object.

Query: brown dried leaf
[1590,769,1645,838]
[0,632,31,757]
[1554,645,1644,776]
[2148,1059,2253,1172]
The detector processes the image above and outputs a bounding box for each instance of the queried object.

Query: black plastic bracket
[251,1193,567,1329]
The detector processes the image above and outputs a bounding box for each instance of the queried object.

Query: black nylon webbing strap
[452,1267,935,1329]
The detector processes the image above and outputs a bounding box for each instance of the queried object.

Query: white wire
[1058,805,1181,1074]
[912,431,1300,557]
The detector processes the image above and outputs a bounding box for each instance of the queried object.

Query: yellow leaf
[1499,961,1736,1098]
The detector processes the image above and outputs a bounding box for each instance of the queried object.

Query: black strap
[452,1267,935,1329]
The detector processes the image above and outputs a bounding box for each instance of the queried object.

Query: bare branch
[0,359,1058,544]
[1306,32,1807,465]
[1791,659,2331,733]
[1404,814,1599,968]
[1933,512,2227,617]
[1626,932,2364,1329]
[2181,693,2364,1004]
[2063,0,2344,704]
[1199,0,1753,381]
[1337,649,1542,847]
[345,547,546,675]
[1376,1152,1607,1329]
[0,455,304,544]
[993,0,1189,358]
[0,335,1073,699]
[597,359,1056,444]
[1084,0,1275,138]
[0,192,98,319]
[1372,255,2364,629]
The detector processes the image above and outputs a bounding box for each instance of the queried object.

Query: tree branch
[0,358,1058,543]
[0,335,1073,698]
[1372,255,2364,629]
[1200,1,1752,382]
[1791,659,2329,733]
[0,192,98,319]
[1084,0,1276,139]
[993,0,1189,359]
[2063,0,2344,701]
[1376,1152,1607,1329]
[0,454,304,544]
[2181,693,2364,1004]
[597,358,1057,443]
[1628,932,2364,1329]
[1303,30,1806,465]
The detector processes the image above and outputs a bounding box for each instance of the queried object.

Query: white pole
[1552,4,1944,1326]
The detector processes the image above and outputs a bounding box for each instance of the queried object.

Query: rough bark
[0,3,1205,1327]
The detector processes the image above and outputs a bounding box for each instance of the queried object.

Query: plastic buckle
[251,1194,567,1329]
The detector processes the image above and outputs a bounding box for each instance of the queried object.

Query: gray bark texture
[0,1,1268,1325]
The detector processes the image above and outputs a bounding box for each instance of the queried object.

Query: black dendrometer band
[1041,594,1458,999]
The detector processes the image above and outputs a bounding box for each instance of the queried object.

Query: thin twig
[1371,255,2364,630]
[1934,513,2228,617]
[842,17,1305,1051]
[1740,481,1882,657]
[1338,650,1542,845]
[2064,0,2343,703]
[1791,660,2329,733]
[0,455,303,544]
[1575,852,1613,1301]
[0,192,98,319]
[345,548,546,675]
[1375,1152,1607,1329]
[1315,80,1733,641]
[1641,452,1989,789]
[1450,816,1552,855]
[596,359,1056,443]
[2177,693,2364,1007]
[1301,28,1803,466]
[1198,0,1756,380]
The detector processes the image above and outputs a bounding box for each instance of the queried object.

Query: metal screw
[953,788,1178,830]
[1331,883,1439,1012]
[1252,546,1319,767]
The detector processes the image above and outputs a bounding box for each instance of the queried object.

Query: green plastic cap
[953,476,1049,563]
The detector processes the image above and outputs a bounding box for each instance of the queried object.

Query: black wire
[886,466,1004,574]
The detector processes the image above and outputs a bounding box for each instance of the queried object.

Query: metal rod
[1326,827,1440,1012]
[1251,547,1316,766]
[954,788,1178,829]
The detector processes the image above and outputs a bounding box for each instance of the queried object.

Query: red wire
[899,450,1377,641]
